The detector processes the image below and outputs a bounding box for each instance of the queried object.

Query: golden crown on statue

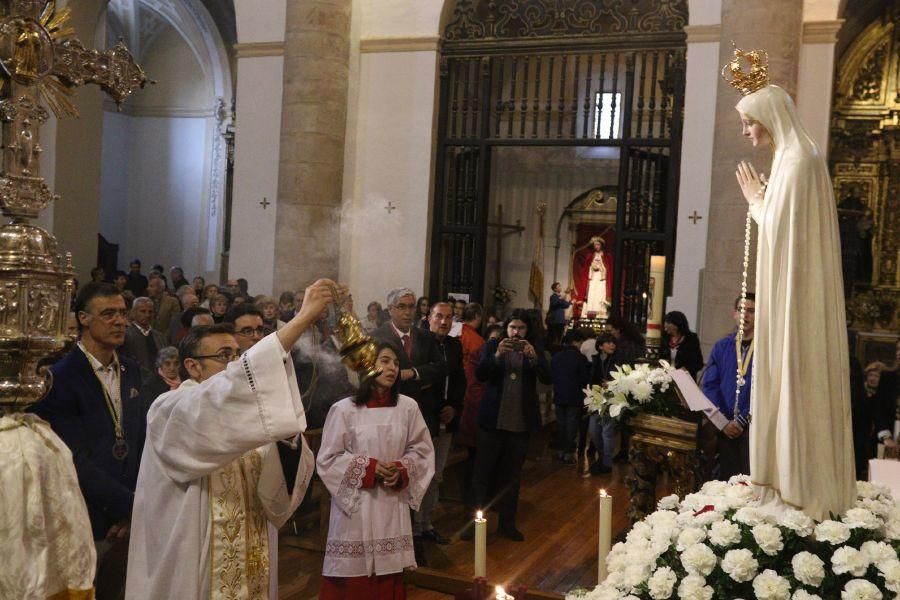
[721,44,769,96]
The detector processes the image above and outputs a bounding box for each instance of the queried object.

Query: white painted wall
[100,113,214,276]
[226,0,286,294]
[670,38,720,326]
[358,0,444,38]
[344,49,438,309]
[98,19,220,281]
[228,54,284,294]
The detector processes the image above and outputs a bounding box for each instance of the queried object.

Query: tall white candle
[646,255,666,340]
[598,489,613,583]
[475,510,487,578]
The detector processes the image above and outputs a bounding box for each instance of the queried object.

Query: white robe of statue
[0,413,96,599]
[584,251,608,318]
[739,85,856,521]
[125,333,315,600]
[317,396,434,577]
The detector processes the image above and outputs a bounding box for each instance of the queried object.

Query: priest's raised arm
[126,279,339,600]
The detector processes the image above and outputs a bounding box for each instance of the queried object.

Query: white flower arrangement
[583,361,679,421]
[567,480,899,600]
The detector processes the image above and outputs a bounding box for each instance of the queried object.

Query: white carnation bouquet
[567,478,899,600]
[583,361,680,421]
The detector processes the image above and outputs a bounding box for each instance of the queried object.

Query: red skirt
[319,573,406,600]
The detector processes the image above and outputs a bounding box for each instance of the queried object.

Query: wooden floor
[278,435,672,600]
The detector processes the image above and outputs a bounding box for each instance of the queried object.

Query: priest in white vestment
[125,280,338,600]
[734,84,855,520]
[317,342,434,598]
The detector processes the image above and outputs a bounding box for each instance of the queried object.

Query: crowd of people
[26,261,899,599]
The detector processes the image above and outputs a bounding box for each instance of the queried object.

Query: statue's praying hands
[735,160,766,204]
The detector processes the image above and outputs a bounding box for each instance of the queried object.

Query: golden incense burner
[0,1,146,412]
[329,288,381,383]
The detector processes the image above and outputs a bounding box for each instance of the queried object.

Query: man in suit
[416,302,465,546]
[546,282,571,347]
[122,297,167,381]
[372,287,446,563]
[31,282,146,599]
[147,274,179,340]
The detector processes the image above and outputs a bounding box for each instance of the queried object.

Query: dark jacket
[372,322,447,435]
[125,273,148,297]
[547,293,571,325]
[590,350,622,386]
[475,337,552,432]
[30,347,146,540]
[122,322,166,381]
[434,335,466,432]
[660,331,704,380]
[551,345,590,406]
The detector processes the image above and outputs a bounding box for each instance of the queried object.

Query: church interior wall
[227,0,285,294]
[485,147,619,315]
[343,48,438,310]
[98,19,220,283]
[669,31,719,330]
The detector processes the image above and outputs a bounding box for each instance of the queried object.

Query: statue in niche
[572,235,613,319]
[837,185,874,296]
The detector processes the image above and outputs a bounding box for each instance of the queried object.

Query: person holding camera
[467,309,551,541]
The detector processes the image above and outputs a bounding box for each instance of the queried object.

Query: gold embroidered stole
[208,449,269,600]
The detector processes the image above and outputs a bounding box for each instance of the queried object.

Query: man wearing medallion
[701,294,755,480]
[31,281,146,597]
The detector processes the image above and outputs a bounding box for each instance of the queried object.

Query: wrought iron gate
[430,0,688,327]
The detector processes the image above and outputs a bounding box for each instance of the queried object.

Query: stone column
[274,0,351,292]
[697,0,803,350]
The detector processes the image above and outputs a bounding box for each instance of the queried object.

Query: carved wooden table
[625,413,701,524]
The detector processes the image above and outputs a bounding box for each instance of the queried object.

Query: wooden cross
[688,210,703,225]
[384,201,397,214]
[259,197,270,210]
[0,1,148,219]
[487,203,525,288]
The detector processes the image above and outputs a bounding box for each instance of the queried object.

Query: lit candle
[475,510,487,578]
[495,585,512,600]
[598,489,613,583]
[646,255,666,340]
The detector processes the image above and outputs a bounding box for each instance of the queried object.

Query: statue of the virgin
[727,47,856,520]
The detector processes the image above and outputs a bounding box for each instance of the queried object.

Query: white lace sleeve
[334,453,369,515]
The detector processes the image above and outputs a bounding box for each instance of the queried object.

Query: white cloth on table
[317,396,434,578]
[125,333,315,600]
[739,85,855,521]
[0,413,96,600]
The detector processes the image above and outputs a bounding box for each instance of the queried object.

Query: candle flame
[476,510,483,520]
[495,585,506,598]
[600,488,608,496]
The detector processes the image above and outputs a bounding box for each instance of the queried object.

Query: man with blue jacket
[702,294,755,479]
[31,282,146,598]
